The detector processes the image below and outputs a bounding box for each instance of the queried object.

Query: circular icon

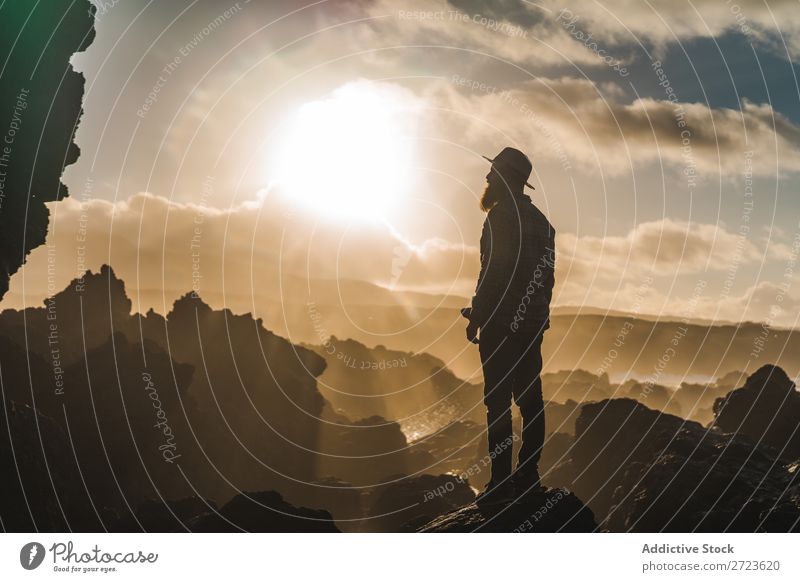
[19,542,46,570]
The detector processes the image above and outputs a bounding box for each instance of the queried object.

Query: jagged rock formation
[305,336,483,437]
[0,266,482,531]
[190,491,339,533]
[542,369,614,403]
[542,369,707,421]
[0,0,95,299]
[419,488,596,532]
[713,365,800,460]
[547,397,800,532]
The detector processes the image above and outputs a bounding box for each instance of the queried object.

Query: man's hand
[466,320,479,344]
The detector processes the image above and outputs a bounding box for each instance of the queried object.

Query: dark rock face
[419,488,596,532]
[713,365,800,461]
[0,0,96,299]
[1,327,199,513]
[105,498,217,533]
[760,462,800,532]
[0,268,484,531]
[139,291,328,497]
[286,478,363,531]
[0,399,88,532]
[0,267,435,499]
[603,434,798,532]
[364,474,476,532]
[0,336,110,531]
[547,398,800,532]
[190,491,339,533]
[108,492,341,532]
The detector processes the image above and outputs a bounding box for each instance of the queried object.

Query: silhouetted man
[466,147,555,503]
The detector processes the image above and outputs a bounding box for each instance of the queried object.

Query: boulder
[419,487,596,532]
[547,397,800,532]
[713,365,800,460]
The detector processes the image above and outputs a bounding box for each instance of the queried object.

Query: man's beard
[480,182,504,212]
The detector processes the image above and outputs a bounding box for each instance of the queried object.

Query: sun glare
[270,82,419,222]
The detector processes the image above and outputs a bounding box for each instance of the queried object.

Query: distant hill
[549,305,744,328]
[13,260,795,384]
[258,301,800,383]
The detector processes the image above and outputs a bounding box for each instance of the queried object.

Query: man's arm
[470,216,492,328]
[470,208,516,328]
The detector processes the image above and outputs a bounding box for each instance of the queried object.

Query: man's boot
[477,413,514,505]
[476,478,514,505]
[513,464,543,500]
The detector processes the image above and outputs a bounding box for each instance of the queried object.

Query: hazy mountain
[259,301,800,385]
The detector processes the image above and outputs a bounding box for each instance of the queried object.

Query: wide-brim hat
[483,147,535,189]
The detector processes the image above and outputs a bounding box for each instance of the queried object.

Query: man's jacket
[471,194,555,333]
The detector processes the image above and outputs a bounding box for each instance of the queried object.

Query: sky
[4,0,800,328]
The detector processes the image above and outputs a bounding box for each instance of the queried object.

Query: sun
[269,82,419,222]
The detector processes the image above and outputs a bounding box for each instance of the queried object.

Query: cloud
[353,0,615,68]
[552,219,800,326]
[6,191,790,327]
[354,0,800,71]
[429,77,800,177]
[2,192,480,315]
[546,0,800,58]
[558,218,761,281]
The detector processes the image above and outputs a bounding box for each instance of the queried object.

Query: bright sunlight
[270,82,420,222]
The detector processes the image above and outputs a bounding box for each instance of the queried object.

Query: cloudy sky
[4,0,800,327]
